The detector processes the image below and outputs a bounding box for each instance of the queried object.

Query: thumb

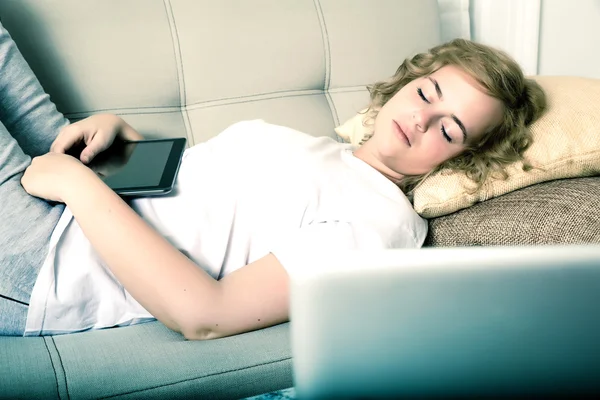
[79,147,95,164]
[51,125,84,154]
[80,134,115,164]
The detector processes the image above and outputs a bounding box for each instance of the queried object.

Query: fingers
[50,124,84,154]
[81,134,116,164]
[50,123,115,164]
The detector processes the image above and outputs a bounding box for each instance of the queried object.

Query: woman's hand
[21,152,97,203]
[50,113,144,164]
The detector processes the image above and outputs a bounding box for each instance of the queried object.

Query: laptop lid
[290,245,600,399]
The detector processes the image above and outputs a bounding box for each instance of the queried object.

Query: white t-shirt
[24,120,427,336]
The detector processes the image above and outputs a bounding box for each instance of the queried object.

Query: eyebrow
[428,76,468,143]
[451,115,468,143]
[428,77,443,99]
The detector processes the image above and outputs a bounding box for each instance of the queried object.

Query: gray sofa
[1,1,599,399]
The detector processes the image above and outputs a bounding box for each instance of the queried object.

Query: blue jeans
[0,22,69,335]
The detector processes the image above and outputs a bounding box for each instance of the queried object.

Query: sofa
[1,1,598,399]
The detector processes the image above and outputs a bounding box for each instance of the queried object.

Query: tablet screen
[86,138,185,195]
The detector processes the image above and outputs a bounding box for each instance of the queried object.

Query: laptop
[289,245,600,399]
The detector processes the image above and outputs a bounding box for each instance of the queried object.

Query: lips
[393,120,411,147]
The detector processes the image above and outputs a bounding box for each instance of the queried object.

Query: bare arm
[62,170,289,340]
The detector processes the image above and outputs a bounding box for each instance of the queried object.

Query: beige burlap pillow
[335,76,600,218]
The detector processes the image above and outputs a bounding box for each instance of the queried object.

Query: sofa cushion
[1,322,292,399]
[425,177,600,246]
[56,322,292,399]
[335,76,600,218]
[0,336,62,399]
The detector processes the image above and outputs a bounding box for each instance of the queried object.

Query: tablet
[79,137,187,196]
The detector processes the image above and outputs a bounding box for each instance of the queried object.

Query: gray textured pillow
[425,177,600,246]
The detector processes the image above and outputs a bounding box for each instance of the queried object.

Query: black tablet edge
[158,137,187,190]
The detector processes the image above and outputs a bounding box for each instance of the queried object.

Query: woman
[0,21,546,337]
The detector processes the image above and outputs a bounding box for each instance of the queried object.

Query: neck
[352,145,404,185]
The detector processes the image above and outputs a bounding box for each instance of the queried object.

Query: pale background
[537,0,600,78]
[469,0,600,79]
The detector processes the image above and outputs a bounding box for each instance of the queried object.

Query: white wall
[538,0,600,78]
[469,0,541,75]
[470,0,600,78]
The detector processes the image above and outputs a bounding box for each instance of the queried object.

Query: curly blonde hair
[360,39,547,196]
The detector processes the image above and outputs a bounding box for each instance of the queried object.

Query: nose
[412,108,432,133]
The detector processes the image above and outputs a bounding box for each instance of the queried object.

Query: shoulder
[350,208,428,249]
[330,189,428,248]
[301,152,428,248]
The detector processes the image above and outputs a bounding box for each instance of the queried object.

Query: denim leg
[0,22,69,336]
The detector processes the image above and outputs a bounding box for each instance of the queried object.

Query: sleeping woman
[0,22,546,337]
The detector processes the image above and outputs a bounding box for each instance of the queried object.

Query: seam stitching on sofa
[328,86,366,93]
[0,293,28,305]
[161,0,182,107]
[184,91,322,110]
[313,0,340,127]
[163,0,195,146]
[168,1,195,146]
[48,337,71,400]
[313,0,330,91]
[42,337,62,399]
[63,87,362,118]
[96,356,292,399]
[326,92,340,127]
[186,92,322,111]
[188,88,324,105]
[63,90,345,118]
[63,85,367,117]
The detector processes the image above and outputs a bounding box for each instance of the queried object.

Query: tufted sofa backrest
[0,0,441,146]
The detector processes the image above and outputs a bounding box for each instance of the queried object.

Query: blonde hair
[361,38,547,196]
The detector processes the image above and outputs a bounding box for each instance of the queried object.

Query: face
[355,65,504,180]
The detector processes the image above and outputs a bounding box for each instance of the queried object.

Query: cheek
[383,89,412,113]
[423,136,446,156]
[422,137,457,166]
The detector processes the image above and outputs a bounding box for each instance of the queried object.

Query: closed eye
[441,125,452,143]
[417,88,430,104]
